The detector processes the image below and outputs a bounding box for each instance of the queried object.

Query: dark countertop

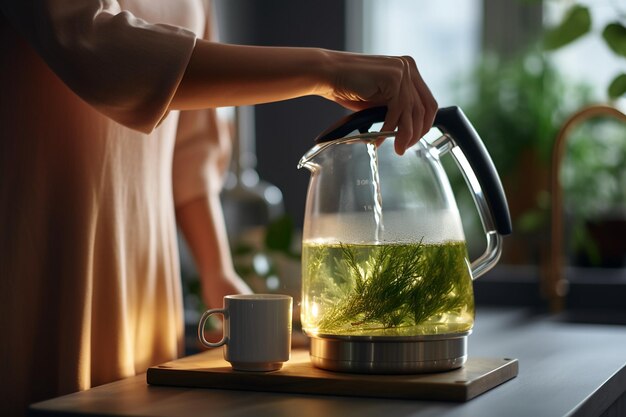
[29,307,626,417]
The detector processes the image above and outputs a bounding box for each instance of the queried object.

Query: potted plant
[560,115,626,267]
[454,47,592,265]
[544,2,626,268]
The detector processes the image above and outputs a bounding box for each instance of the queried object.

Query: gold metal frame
[547,105,626,312]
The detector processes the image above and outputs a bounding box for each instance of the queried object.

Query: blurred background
[181,0,626,340]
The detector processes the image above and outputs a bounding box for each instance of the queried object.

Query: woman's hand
[320,52,438,155]
[202,271,252,310]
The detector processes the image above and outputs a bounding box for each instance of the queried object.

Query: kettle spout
[298,156,321,173]
[297,155,315,171]
[298,143,329,171]
[297,155,308,170]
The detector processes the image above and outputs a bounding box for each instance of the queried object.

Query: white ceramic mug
[197,294,293,371]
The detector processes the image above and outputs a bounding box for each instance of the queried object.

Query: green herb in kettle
[302,241,475,336]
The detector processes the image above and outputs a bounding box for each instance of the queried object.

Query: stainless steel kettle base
[309,332,470,374]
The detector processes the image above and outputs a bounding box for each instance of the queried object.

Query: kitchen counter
[29,307,626,417]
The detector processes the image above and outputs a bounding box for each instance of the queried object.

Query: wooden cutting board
[147,349,517,402]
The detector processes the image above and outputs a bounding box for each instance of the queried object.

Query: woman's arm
[171,40,438,155]
[177,193,252,309]
[172,42,331,109]
[173,108,252,310]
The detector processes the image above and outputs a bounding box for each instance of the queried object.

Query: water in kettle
[301,239,474,337]
[366,143,384,242]
[301,141,474,337]
[304,208,467,245]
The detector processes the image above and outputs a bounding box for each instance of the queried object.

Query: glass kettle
[298,106,512,373]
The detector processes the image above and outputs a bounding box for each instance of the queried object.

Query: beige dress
[0,1,216,414]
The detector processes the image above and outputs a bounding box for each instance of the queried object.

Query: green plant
[448,42,595,265]
[543,2,626,98]
[562,120,626,216]
[461,50,590,175]
[448,1,623,266]
[455,49,592,234]
[561,118,626,265]
[542,2,626,266]
[308,241,473,333]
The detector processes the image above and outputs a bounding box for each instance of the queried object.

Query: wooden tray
[147,349,517,402]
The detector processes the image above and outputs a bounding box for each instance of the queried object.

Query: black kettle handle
[315,106,389,143]
[435,107,512,235]
[314,106,512,235]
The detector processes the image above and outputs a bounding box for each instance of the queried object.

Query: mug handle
[197,308,227,348]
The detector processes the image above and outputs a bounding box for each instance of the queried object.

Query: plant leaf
[608,73,626,98]
[602,22,626,57]
[543,5,591,50]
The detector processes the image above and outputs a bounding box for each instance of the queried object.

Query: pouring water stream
[366,143,385,242]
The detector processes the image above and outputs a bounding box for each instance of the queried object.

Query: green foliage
[544,3,626,98]
[603,22,626,57]
[451,48,592,248]
[543,5,591,50]
[601,22,626,98]
[562,119,626,214]
[516,190,551,233]
[608,73,626,99]
[315,242,472,332]
[459,50,591,177]
[561,118,626,263]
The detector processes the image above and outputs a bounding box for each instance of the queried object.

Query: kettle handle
[434,107,512,236]
[315,106,389,143]
[314,105,512,236]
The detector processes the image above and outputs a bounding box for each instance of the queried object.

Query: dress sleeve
[0,0,197,133]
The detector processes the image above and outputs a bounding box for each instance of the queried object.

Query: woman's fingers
[380,102,402,149]
[391,57,425,154]
[382,57,437,155]
[408,100,425,150]
[327,52,437,154]
[398,57,422,151]
[403,56,438,140]
[395,107,415,155]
